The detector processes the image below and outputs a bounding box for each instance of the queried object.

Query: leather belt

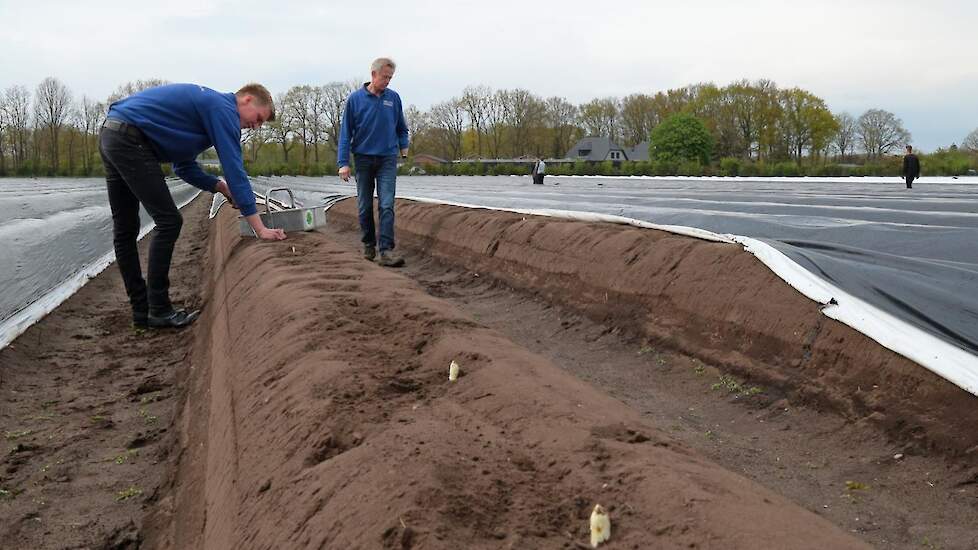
[102,118,145,139]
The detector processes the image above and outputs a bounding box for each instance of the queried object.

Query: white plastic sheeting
[391,196,978,397]
[0,191,200,351]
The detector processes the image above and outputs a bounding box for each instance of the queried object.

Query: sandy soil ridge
[324,199,978,459]
[143,204,870,549]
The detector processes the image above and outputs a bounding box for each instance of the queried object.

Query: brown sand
[3,195,975,549]
[0,197,211,548]
[140,202,871,549]
[326,199,978,458]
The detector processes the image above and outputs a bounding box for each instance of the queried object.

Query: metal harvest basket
[239,187,327,236]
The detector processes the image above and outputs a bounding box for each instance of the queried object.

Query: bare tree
[857,108,910,160]
[484,90,508,159]
[500,89,545,157]
[241,125,273,163]
[578,97,621,143]
[322,80,358,158]
[833,112,856,161]
[107,78,169,104]
[404,104,434,155]
[2,86,32,169]
[544,96,579,158]
[0,98,7,174]
[65,103,82,174]
[459,85,491,157]
[307,85,329,163]
[428,98,466,160]
[268,92,299,163]
[79,96,106,173]
[962,128,978,153]
[283,85,313,164]
[34,77,72,172]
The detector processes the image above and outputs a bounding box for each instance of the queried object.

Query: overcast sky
[2,0,976,151]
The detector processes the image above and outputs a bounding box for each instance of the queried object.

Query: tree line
[2,76,977,177]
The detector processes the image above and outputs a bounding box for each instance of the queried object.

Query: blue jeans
[354,154,398,251]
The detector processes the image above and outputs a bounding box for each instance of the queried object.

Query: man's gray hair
[371,57,397,72]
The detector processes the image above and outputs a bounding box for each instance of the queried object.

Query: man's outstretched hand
[215,179,238,209]
[257,227,287,240]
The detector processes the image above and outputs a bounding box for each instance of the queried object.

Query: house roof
[625,140,650,162]
[566,136,649,161]
[566,136,623,160]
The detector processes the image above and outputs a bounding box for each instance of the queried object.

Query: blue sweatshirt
[107,84,258,217]
[337,84,410,168]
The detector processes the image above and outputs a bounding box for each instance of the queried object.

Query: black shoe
[148,309,200,328]
[377,250,405,267]
[363,245,377,260]
[133,314,149,329]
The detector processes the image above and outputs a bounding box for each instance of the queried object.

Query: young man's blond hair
[236,83,275,121]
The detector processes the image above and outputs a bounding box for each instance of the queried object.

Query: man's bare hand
[338,166,351,182]
[215,179,238,209]
[257,227,287,240]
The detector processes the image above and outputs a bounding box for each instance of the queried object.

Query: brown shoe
[363,245,376,260]
[377,250,405,267]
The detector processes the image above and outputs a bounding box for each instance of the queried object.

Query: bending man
[337,57,410,267]
[100,82,286,329]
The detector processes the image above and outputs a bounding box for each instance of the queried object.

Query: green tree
[688,83,741,160]
[649,113,714,164]
[620,93,658,147]
[778,88,838,162]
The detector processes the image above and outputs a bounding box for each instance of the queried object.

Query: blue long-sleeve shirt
[337,84,409,168]
[107,84,259,217]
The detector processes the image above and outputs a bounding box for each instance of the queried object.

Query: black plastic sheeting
[252,175,978,357]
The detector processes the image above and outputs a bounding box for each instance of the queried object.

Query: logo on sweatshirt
[383,100,394,107]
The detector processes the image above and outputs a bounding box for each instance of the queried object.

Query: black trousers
[99,124,182,317]
[905,176,914,189]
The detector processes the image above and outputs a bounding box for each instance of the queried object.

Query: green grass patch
[710,374,763,398]
[138,408,158,424]
[116,486,143,501]
[113,449,139,465]
[845,480,870,491]
[5,430,32,441]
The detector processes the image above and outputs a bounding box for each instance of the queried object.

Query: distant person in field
[337,57,410,268]
[101,83,286,330]
[902,145,921,189]
[532,158,546,185]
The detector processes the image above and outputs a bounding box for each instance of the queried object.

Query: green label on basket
[305,210,313,229]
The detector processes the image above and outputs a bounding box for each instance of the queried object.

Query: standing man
[533,157,546,185]
[337,57,410,267]
[902,145,921,189]
[100,83,286,329]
